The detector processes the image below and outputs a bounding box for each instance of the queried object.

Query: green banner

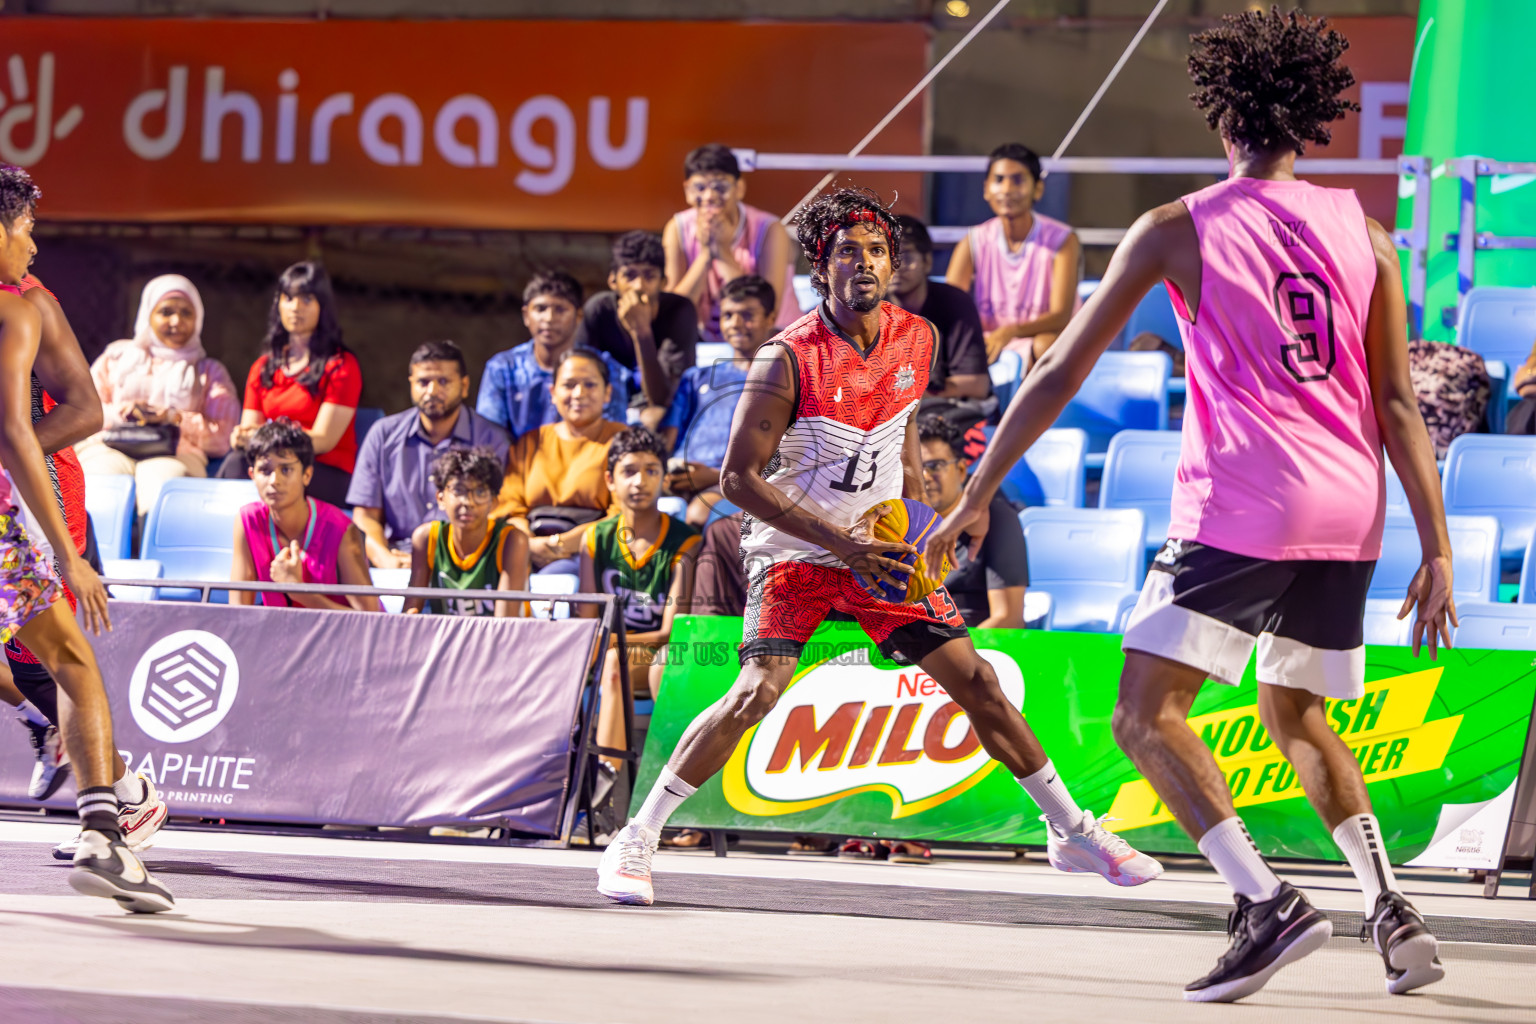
[636,617,1535,865]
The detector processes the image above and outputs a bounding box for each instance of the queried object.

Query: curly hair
[793,186,902,298]
[429,446,505,495]
[1188,7,1358,156]
[606,426,669,476]
[917,414,968,464]
[0,164,40,229]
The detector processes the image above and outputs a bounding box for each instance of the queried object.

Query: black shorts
[1121,539,1374,698]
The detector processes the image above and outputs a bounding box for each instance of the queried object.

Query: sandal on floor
[786,835,838,856]
[884,840,932,865]
[838,837,886,860]
[659,828,711,849]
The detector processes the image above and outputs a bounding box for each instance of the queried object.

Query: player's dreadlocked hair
[794,186,902,298]
[0,164,40,229]
[1187,7,1358,156]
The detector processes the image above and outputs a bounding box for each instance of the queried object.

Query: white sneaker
[1045,811,1163,887]
[69,828,174,914]
[597,822,660,905]
[23,720,69,800]
[52,774,168,862]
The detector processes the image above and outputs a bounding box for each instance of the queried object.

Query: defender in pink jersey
[928,10,1452,1004]
[599,188,1159,908]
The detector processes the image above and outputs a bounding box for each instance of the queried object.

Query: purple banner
[0,602,602,836]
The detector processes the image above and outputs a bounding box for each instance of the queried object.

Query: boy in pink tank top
[663,144,799,341]
[230,418,378,611]
[928,11,1452,1003]
[946,143,1081,364]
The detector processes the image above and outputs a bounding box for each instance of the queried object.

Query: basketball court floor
[1,820,1532,1023]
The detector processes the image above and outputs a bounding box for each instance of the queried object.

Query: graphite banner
[0,601,602,836]
[637,617,1535,866]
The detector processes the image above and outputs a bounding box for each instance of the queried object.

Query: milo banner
[0,601,602,836]
[638,617,1536,866]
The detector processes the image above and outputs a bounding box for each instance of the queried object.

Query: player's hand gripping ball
[852,499,952,603]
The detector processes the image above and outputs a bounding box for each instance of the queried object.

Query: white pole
[1047,0,1172,170]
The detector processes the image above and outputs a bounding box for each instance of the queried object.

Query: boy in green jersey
[404,447,529,617]
[580,428,700,771]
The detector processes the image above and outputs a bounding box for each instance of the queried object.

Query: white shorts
[1120,540,1372,701]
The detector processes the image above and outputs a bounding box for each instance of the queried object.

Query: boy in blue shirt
[659,275,777,525]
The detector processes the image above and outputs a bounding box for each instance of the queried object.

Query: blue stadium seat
[528,572,578,620]
[1523,540,1536,604]
[792,274,819,313]
[1452,603,1536,651]
[657,496,688,520]
[1457,287,1536,367]
[1023,590,1054,630]
[1052,351,1171,463]
[83,474,135,560]
[1000,428,1087,508]
[1122,281,1183,350]
[140,477,258,602]
[1370,514,1501,605]
[1112,590,1140,634]
[1383,460,1409,518]
[1441,434,1536,570]
[1363,598,1411,646]
[102,558,161,602]
[1099,429,1182,551]
[370,567,410,613]
[1018,507,1146,632]
[353,406,386,447]
[989,349,1024,411]
[704,497,740,526]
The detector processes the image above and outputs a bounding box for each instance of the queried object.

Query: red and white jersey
[740,302,936,569]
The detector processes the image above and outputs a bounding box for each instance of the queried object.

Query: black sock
[7,653,60,726]
[77,786,121,838]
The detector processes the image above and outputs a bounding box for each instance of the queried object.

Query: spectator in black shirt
[890,215,996,431]
[575,230,699,427]
[920,415,1027,629]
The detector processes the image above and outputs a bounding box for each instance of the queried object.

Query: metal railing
[1444,157,1536,329]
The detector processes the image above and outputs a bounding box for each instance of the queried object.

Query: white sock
[112,770,145,806]
[15,700,49,728]
[1332,813,1398,914]
[1198,817,1283,902]
[631,767,696,834]
[1017,760,1085,833]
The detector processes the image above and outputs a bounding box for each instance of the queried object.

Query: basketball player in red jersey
[599,187,1159,905]
[926,11,1449,1002]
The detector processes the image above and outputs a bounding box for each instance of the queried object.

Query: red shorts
[740,560,968,665]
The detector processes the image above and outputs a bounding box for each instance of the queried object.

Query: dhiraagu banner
[636,617,1536,866]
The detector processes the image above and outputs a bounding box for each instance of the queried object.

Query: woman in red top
[216,262,362,506]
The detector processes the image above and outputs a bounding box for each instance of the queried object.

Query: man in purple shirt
[348,340,511,568]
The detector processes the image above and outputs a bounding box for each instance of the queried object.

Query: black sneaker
[1185,882,1334,1002]
[68,829,175,914]
[1362,890,1444,994]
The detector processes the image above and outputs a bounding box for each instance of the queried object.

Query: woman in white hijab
[75,274,241,514]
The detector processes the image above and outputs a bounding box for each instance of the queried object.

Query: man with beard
[349,340,510,569]
[598,187,1159,906]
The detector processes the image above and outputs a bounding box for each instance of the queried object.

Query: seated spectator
[218,261,361,507]
[348,340,510,569]
[1508,339,1536,434]
[229,419,377,611]
[403,448,529,617]
[575,230,699,421]
[76,274,240,515]
[660,274,776,526]
[663,143,800,341]
[918,415,1027,629]
[887,216,996,431]
[578,428,699,779]
[493,347,624,574]
[1126,331,1186,377]
[946,143,1081,365]
[477,271,630,438]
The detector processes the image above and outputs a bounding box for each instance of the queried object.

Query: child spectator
[1508,338,1536,434]
[663,144,799,341]
[230,419,378,611]
[578,428,699,776]
[218,262,362,507]
[575,230,699,419]
[660,274,776,526]
[888,215,995,430]
[477,272,630,438]
[403,448,529,618]
[946,143,1081,365]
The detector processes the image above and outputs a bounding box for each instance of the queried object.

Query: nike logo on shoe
[1277,895,1301,921]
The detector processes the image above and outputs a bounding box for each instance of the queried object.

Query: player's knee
[945,660,1009,719]
[1111,696,1157,753]
[723,674,783,724]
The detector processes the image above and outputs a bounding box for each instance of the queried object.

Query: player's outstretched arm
[25,286,102,456]
[927,203,1191,578]
[1361,217,1456,657]
[718,344,913,593]
[0,293,108,633]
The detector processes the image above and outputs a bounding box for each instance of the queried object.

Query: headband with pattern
[811,208,896,265]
